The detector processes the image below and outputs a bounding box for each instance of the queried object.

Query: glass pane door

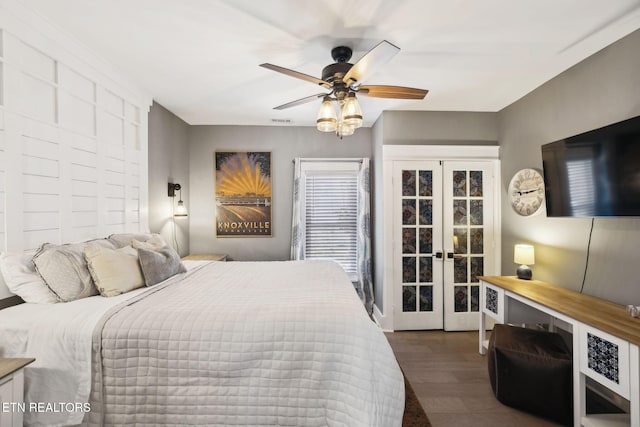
[443,162,495,331]
[394,161,443,330]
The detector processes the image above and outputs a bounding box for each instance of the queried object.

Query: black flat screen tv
[541,115,640,217]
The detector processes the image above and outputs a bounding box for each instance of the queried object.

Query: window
[566,157,596,216]
[296,160,361,280]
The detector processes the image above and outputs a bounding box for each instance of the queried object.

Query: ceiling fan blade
[357,85,428,99]
[273,93,327,110]
[260,63,331,89]
[343,40,400,87]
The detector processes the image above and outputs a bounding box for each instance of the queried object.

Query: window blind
[567,158,596,216]
[304,173,358,277]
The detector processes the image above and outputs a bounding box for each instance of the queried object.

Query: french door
[393,160,497,331]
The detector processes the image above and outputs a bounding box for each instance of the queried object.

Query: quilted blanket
[83,260,404,426]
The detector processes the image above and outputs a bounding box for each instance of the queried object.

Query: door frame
[376,145,501,331]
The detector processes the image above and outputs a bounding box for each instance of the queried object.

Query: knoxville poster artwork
[214,151,272,237]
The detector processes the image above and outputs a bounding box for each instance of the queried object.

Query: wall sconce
[168,183,188,217]
[514,244,535,280]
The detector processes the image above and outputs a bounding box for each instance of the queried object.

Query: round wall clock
[508,168,545,216]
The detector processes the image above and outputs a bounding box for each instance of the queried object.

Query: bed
[0,244,404,427]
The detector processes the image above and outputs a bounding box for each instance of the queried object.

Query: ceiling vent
[271,118,293,124]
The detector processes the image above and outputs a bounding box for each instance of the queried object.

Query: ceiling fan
[260,40,428,137]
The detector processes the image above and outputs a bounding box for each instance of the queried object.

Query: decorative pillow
[0,250,59,303]
[33,238,117,302]
[109,232,166,249]
[131,234,166,251]
[137,246,187,286]
[84,244,144,297]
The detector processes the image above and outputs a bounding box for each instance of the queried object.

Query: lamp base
[516,265,532,280]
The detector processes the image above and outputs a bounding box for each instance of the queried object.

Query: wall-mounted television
[541,115,640,217]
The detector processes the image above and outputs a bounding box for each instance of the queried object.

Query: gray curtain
[357,158,374,315]
[290,158,304,260]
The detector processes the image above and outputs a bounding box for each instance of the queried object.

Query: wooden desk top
[0,358,35,380]
[479,276,640,347]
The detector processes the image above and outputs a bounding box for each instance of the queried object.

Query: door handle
[434,251,443,259]
[447,252,454,259]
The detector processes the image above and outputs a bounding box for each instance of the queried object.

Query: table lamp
[514,244,535,280]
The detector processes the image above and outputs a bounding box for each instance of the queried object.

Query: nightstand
[182,254,227,261]
[0,358,35,427]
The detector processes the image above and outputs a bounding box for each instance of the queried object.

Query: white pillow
[0,250,59,303]
[84,244,145,297]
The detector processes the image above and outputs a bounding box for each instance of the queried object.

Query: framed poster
[215,151,272,237]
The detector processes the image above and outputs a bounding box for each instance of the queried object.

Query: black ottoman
[488,324,572,425]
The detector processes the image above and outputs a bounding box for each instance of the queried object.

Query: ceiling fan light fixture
[262,40,427,139]
[341,93,363,129]
[316,97,337,132]
[337,121,355,138]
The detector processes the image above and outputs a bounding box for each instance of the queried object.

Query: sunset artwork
[214,151,272,237]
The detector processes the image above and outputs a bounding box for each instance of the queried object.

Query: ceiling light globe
[316,98,337,132]
[338,122,355,137]
[341,94,363,128]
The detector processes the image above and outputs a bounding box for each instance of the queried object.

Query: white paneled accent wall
[0,0,151,256]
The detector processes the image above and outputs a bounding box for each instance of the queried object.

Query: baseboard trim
[373,304,394,332]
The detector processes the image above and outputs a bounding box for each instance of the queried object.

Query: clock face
[508,168,545,216]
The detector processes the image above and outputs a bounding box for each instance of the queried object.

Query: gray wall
[188,125,372,260]
[148,102,190,256]
[372,110,499,313]
[381,110,499,145]
[498,28,640,305]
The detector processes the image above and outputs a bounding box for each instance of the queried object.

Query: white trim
[381,157,395,329]
[383,145,499,161]
[373,303,394,332]
[299,160,361,173]
[630,344,639,427]
[295,158,364,163]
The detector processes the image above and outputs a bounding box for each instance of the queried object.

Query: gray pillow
[33,238,117,302]
[137,246,186,286]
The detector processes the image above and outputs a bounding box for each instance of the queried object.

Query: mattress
[1,260,404,426]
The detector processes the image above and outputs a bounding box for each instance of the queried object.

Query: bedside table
[182,254,227,261]
[0,358,35,427]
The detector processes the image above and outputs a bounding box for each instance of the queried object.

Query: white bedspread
[0,265,194,427]
[0,260,404,427]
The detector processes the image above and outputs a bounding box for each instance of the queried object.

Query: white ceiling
[20,0,640,127]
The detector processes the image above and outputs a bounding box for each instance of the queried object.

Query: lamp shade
[337,121,355,137]
[316,97,337,132]
[341,93,363,128]
[514,244,535,265]
[174,199,188,217]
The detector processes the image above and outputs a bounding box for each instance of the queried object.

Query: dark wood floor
[385,330,564,427]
